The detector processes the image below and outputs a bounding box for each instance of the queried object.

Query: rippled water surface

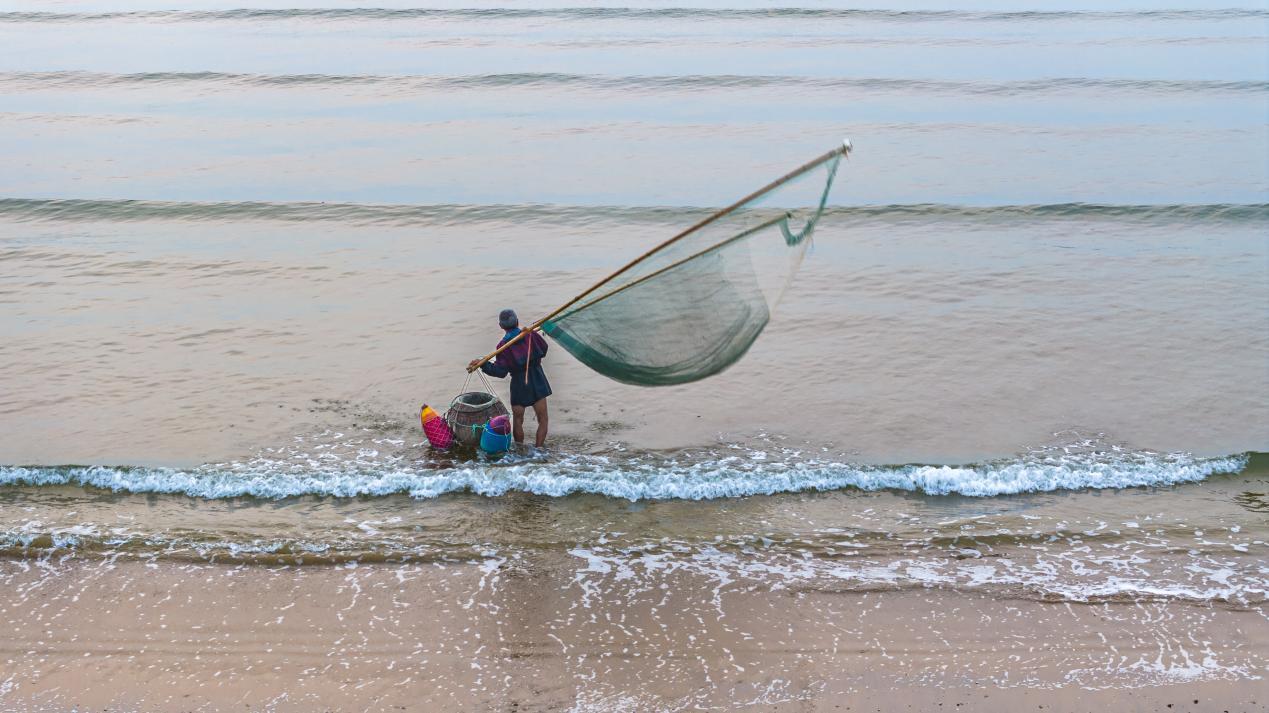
[0,1,1266,709]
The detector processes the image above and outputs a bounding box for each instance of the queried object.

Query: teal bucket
[479,424,513,454]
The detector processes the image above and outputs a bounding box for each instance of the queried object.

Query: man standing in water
[469,309,551,448]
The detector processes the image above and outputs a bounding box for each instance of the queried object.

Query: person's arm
[469,347,511,378]
[533,332,548,359]
[480,352,510,378]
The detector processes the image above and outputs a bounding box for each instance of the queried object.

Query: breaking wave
[0,451,1249,502]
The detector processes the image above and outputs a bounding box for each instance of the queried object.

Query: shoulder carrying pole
[466,139,853,372]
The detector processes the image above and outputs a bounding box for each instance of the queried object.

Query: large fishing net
[539,146,846,386]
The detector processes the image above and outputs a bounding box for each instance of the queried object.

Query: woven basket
[445,391,509,447]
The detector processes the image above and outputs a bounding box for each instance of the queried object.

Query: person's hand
[467,359,481,372]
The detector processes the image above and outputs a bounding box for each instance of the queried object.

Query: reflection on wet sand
[2,555,1263,711]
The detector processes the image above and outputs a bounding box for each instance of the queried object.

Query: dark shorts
[509,365,551,407]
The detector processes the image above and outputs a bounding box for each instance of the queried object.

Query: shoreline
[2,557,1263,711]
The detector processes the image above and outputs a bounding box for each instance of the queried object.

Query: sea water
[0,1,1265,708]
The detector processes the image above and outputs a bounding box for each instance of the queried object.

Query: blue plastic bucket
[479,423,513,454]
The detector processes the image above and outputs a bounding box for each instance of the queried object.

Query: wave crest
[0,451,1249,501]
[2,199,1265,227]
[3,8,1266,23]
[5,70,1265,95]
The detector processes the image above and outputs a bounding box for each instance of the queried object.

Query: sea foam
[0,450,1249,502]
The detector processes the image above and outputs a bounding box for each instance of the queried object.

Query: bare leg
[511,405,526,444]
[531,399,548,448]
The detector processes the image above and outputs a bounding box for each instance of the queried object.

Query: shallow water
[3,452,1267,603]
[0,1,1266,708]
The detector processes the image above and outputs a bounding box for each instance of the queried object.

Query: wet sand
[2,556,1264,711]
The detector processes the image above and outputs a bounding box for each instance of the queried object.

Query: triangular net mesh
[541,150,844,386]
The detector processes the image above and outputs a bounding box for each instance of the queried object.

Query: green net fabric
[541,150,844,386]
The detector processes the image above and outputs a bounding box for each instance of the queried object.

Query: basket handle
[451,369,500,410]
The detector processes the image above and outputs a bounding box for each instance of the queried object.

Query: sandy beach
[3,472,1267,710]
[3,555,1265,711]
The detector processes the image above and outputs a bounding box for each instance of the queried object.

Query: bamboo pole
[466,140,851,372]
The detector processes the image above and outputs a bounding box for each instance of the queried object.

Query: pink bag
[420,404,454,450]
[487,414,511,436]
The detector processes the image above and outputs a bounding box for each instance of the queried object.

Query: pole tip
[842,137,853,153]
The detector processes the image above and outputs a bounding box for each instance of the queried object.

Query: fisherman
[468,309,551,448]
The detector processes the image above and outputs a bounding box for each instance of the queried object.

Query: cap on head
[498,309,519,330]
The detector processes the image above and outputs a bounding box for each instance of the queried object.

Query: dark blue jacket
[481,329,552,407]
